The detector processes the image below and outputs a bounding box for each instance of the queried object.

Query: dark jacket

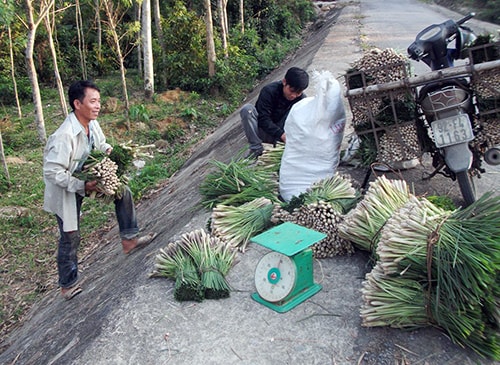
[255,81,306,142]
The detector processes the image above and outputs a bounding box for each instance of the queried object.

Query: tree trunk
[0,130,11,186]
[142,0,154,99]
[102,0,130,127]
[94,0,102,66]
[75,0,87,80]
[8,26,22,119]
[25,0,50,144]
[152,0,167,87]
[203,0,216,77]
[44,6,68,117]
[218,0,228,58]
[135,2,142,76]
[240,0,244,33]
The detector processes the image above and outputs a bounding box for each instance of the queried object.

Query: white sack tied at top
[279,70,346,202]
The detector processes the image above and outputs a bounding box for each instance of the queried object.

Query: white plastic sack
[279,70,346,202]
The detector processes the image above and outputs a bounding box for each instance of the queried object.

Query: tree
[1,0,22,119]
[239,0,244,33]
[203,0,216,78]
[218,0,229,58]
[141,0,154,99]
[76,0,88,79]
[93,0,102,71]
[43,1,69,117]
[101,0,134,124]
[24,0,55,144]
[152,0,167,87]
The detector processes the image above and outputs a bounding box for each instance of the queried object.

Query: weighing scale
[250,222,326,313]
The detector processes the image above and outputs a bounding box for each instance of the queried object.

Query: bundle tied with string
[361,193,500,360]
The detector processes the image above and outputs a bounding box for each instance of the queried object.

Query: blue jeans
[56,186,138,288]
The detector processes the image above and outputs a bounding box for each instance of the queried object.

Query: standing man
[240,67,309,158]
[43,80,156,300]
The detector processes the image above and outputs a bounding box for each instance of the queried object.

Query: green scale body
[250,222,325,313]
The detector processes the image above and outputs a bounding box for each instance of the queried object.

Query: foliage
[129,104,150,123]
[161,2,208,92]
[0,0,314,104]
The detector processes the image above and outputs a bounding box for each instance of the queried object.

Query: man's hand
[85,180,98,192]
[280,133,286,143]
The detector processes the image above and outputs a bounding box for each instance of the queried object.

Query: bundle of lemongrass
[271,174,360,257]
[180,229,236,299]
[273,200,355,257]
[255,143,285,173]
[211,197,274,252]
[301,173,360,213]
[338,175,411,253]
[108,141,155,175]
[199,158,278,208]
[150,229,237,301]
[74,151,125,203]
[74,142,154,203]
[361,193,500,360]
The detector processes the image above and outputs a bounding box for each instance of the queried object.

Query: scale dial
[254,251,296,302]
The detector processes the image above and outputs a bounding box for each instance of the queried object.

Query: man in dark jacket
[240,67,309,158]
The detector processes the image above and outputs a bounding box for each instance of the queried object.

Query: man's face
[282,80,303,101]
[74,87,101,123]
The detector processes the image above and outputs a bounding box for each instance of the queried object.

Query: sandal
[61,284,82,300]
[125,232,158,255]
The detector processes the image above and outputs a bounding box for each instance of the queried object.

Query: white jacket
[43,112,111,231]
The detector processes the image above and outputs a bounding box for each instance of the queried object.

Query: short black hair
[284,67,309,92]
[68,80,100,111]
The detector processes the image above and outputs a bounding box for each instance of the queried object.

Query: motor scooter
[407,13,499,206]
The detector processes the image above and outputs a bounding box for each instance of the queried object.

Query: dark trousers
[56,187,138,288]
[240,104,275,153]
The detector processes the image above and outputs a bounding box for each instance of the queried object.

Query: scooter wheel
[456,170,476,207]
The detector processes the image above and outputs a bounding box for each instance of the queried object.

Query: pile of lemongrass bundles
[199,157,278,209]
[150,229,237,301]
[272,201,352,257]
[255,142,285,173]
[338,175,412,253]
[360,193,500,360]
[271,174,360,257]
[210,197,274,252]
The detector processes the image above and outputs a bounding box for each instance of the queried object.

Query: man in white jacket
[43,80,155,300]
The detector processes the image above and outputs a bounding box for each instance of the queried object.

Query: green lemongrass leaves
[211,197,274,252]
[150,229,237,301]
[361,191,500,360]
[200,158,278,208]
[302,173,360,213]
[339,175,412,252]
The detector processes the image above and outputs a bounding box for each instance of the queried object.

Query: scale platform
[251,222,326,313]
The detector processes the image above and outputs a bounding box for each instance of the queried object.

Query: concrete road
[1,1,499,365]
